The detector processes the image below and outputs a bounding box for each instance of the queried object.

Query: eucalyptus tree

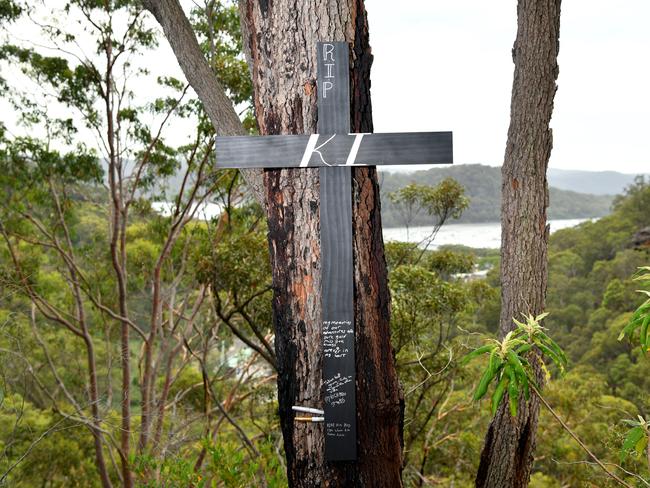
[475,0,562,486]
[143,0,405,486]
[0,1,268,485]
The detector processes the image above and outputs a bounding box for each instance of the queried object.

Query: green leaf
[461,344,496,365]
[491,373,509,415]
[635,435,648,458]
[535,312,550,322]
[640,314,650,349]
[632,301,650,318]
[515,344,533,355]
[473,354,500,401]
[619,317,642,341]
[621,426,645,462]
[536,343,565,373]
[507,367,519,417]
[512,317,526,329]
[622,419,643,427]
[630,309,648,326]
[506,350,529,380]
[537,333,568,365]
[515,366,530,401]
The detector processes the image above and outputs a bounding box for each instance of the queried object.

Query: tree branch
[141,0,265,206]
[532,384,633,488]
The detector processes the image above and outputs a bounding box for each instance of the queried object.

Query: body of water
[152,201,224,220]
[382,218,590,249]
[153,202,589,250]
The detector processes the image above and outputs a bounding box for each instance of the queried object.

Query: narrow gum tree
[1,2,273,485]
[144,0,404,486]
[475,0,561,487]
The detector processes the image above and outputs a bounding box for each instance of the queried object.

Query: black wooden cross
[215,42,453,462]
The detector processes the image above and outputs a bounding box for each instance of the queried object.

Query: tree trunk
[475,1,561,487]
[238,1,403,486]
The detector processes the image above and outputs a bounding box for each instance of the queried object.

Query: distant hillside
[547,168,646,195]
[379,164,614,227]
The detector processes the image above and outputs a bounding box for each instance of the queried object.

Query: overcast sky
[3,2,648,175]
[366,1,649,174]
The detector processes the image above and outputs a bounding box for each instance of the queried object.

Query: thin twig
[532,384,633,488]
[551,459,650,487]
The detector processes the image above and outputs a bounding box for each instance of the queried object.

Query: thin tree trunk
[238,2,402,487]
[103,35,133,486]
[84,334,114,488]
[144,0,403,484]
[475,1,561,487]
[51,188,114,488]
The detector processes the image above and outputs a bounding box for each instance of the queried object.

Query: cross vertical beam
[214,40,453,464]
[317,41,357,462]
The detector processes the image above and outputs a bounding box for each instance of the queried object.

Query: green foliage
[0,0,648,484]
[132,437,286,488]
[191,1,256,132]
[463,313,567,416]
[618,266,650,350]
[529,472,562,488]
[0,136,102,190]
[198,213,269,292]
[620,416,649,463]
[0,393,102,486]
[385,231,500,486]
[385,178,469,271]
[390,264,467,354]
[388,178,469,229]
[534,367,639,487]
[425,249,474,277]
[204,439,285,488]
[614,265,650,470]
[612,176,650,230]
[380,165,614,227]
[0,1,276,485]
[0,0,21,22]
[512,313,568,373]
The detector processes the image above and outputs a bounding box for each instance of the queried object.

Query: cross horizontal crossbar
[215,132,453,168]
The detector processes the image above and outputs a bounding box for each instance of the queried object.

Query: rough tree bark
[475,1,561,487]
[238,1,403,487]
[144,0,403,486]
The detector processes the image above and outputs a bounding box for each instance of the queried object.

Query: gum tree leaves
[462,313,567,416]
[620,416,650,464]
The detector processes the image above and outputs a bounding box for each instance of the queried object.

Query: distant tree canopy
[0,1,278,486]
[379,164,614,227]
